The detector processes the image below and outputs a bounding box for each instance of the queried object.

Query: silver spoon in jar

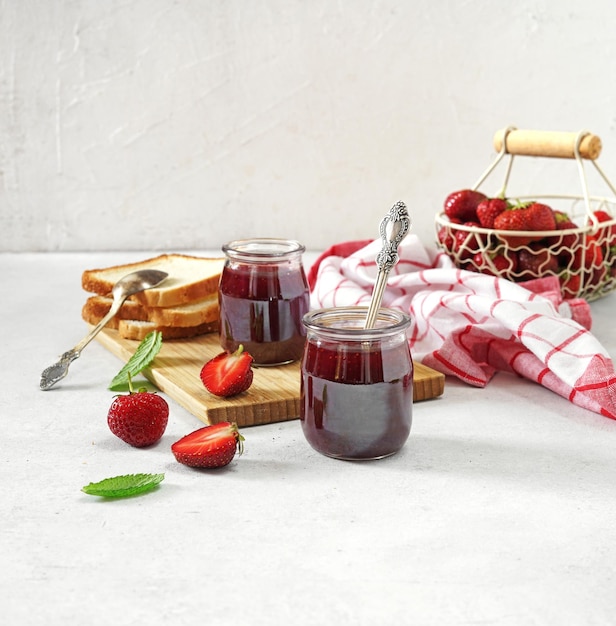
[40,269,168,390]
[364,201,411,329]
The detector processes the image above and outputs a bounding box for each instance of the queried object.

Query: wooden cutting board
[96,329,445,427]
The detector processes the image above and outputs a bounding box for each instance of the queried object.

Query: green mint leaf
[108,331,162,391]
[82,473,164,498]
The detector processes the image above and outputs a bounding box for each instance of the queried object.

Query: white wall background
[2,0,616,252]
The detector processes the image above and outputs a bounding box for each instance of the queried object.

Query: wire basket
[434,127,616,301]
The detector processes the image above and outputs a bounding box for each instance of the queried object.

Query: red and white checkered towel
[308,235,616,420]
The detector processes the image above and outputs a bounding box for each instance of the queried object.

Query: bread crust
[81,254,224,307]
[82,304,218,339]
[117,319,219,341]
[82,294,218,327]
[81,253,223,340]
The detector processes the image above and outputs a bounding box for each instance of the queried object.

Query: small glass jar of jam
[219,238,310,366]
[300,306,413,460]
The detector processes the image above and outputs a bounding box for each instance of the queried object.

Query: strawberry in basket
[493,202,557,247]
[476,197,510,228]
[444,189,487,223]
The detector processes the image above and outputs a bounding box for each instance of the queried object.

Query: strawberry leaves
[82,473,165,498]
[109,331,163,391]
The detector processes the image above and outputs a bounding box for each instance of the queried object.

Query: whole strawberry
[453,222,483,261]
[517,246,559,280]
[592,209,612,223]
[579,235,606,287]
[172,421,244,468]
[107,379,169,447]
[494,201,556,246]
[200,344,254,397]
[554,212,580,245]
[560,271,581,298]
[590,209,616,237]
[549,212,581,266]
[437,225,455,251]
[573,234,604,270]
[525,202,557,231]
[476,197,509,228]
[472,250,518,277]
[589,209,616,252]
[444,189,487,223]
[493,207,532,247]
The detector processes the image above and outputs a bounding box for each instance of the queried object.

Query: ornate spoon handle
[39,294,127,390]
[364,201,411,329]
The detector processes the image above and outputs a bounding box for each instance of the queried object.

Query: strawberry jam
[300,307,413,460]
[219,239,310,365]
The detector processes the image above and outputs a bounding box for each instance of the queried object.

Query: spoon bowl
[40,269,168,390]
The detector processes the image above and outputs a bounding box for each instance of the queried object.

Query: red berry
[476,198,509,228]
[560,271,581,298]
[107,388,169,447]
[444,189,487,222]
[453,222,483,261]
[171,421,244,468]
[574,234,604,269]
[525,202,557,231]
[493,201,556,247]
[494,206,530,231]
[200,345,254,397]
[473,250,518,277]
[591,209,613,224]
[553,214,580,245]
[517,246,559,280]
[579,236,606,287]
[493,207,532,247]
[437,225,454,251]
[589,209,616,251]
[547,214,581,266]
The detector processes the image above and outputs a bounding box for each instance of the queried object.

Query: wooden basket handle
[493,128,602,160]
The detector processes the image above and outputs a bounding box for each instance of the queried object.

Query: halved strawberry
[171,421,244,468]
[200,345,254,397]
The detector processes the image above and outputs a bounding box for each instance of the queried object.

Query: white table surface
[3,250,616,626]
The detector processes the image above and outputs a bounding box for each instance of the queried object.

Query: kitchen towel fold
[309,235,616,420]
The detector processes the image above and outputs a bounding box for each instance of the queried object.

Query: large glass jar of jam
[219,238,310,366]
[300,307,413,460]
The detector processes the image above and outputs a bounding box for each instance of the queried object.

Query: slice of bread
[82,306,123,330]
[82,297,149,326]
[82,254,224,307]
[81,305,218,340]
[117,319,219,341]
[83,294,218,328]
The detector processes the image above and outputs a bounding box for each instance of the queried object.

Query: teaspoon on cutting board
[40,269,168,390]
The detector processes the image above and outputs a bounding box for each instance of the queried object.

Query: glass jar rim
[302,306,412,340]
[222,238,305,262]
